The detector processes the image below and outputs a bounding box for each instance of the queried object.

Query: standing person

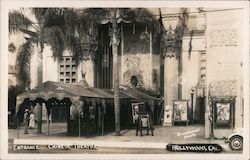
[29,112,35,129]
[23,109,30,134]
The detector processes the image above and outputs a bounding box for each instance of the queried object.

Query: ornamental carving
[161,25,182,59]
[210,29,237,48]
[160,10,188,59]
[123,55,144,87]
[124,55,140,71]
[209,80,237,97]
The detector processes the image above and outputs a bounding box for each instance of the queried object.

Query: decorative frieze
[209,29,237,48]
[209,80,237,97]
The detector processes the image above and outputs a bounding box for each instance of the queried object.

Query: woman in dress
[29,112,35,129]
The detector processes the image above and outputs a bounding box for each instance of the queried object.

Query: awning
[16,81,79,113]
[16,81,159,113]
[121,88,160,101]
[16,81,117,113]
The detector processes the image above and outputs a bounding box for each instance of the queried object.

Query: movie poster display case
[211,96,236,129]
[172,100,189,126]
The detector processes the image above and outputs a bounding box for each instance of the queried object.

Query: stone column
[163,53,179,126]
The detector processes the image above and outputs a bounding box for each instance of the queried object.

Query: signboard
[131,102,144,123]
[173,100,188,121]
[173,100,189,126]
[215,103,231,128]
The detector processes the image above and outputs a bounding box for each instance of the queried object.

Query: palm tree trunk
[113,42,120,136]
[111,9,121,136]
[37,43,43,134]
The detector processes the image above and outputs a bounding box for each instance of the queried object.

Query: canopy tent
[15,81,160,137]
[16,81,159,114]
[16,81,78,113]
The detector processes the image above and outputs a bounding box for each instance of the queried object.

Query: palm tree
[9,9,43,133]
[9,10,34,88]
[9,8,160,135]
[78,8,160,136]
[111,8,160,136]
[9,8,96,133]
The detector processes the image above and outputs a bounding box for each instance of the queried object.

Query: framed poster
[173,100,189,123]
[214,102,232,128]
[131,102,144,123]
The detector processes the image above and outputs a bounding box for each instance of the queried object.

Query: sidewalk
[9,122,229,150]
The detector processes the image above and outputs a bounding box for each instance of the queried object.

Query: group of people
[23,109,35,134]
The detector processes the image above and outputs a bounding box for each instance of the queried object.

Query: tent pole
[37,102,42,134]
[48,119,50,135]
[17,116,19,139]
[47,114,49,136]
[78,114,81,138]
[102,111,104,136]
[46,104,50,136]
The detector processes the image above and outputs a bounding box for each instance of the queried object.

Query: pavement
[8,122,240,154]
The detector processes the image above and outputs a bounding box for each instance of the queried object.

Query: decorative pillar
[163,48,179,126]
[159,9,188,126]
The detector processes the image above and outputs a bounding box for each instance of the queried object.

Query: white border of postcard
[1,0,249,160]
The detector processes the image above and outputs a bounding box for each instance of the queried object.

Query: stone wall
[205,9,244,138]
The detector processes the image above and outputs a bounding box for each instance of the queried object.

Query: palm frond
[19,28,39,38]
[45,26,65,60]
[42,8,65,28]
[63,9,79,46]
[31,8,47,23]
[9,10,33,34]
[71,37,83,66]
[71,35,98,66]
[80,8,111,23]
[15,41,34,86]
[63,8,78,27]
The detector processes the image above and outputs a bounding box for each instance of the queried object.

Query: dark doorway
[49,99,69,123]
[95,24,113,89]
[194,97,205,124]
[51,106,68,122]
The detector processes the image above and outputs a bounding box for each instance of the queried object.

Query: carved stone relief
[123,55,144,87]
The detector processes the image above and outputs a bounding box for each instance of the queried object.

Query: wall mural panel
[122,26,151,89]
[123,54,144,87]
